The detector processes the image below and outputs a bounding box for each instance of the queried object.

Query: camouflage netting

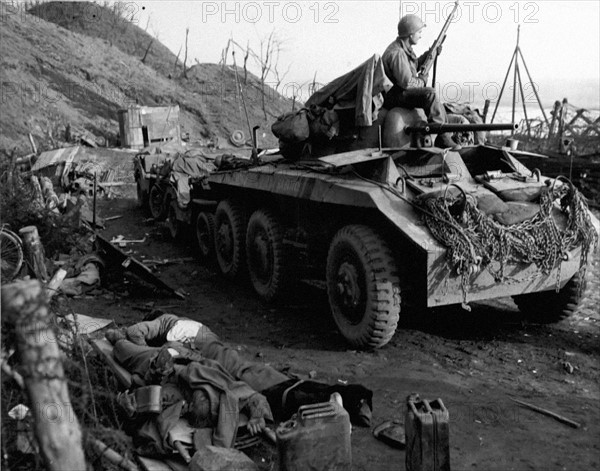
[418,179,599,303]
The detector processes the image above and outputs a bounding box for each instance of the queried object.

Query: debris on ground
[94,233,185,299]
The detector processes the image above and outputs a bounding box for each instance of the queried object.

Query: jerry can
[405,394,450,471]
[276,393,351,471]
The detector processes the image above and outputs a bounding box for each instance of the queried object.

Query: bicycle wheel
[1,230,23,282]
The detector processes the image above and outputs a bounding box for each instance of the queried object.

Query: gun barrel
[405,123,518,134]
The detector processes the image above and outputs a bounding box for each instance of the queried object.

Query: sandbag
[476,193,510,215]
[493,201,540,226]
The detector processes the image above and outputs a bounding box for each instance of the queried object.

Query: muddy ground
[72,192,600,471]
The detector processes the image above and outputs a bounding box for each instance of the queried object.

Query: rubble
[189,446,258,471]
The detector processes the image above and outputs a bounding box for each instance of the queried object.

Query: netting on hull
[418,178,598,303]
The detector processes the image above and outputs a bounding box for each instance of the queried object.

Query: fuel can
[276,393,351,471]
[405,394,450,471]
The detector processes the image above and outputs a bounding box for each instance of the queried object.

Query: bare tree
[173,45,182,76]
[273,56,292,92]
[257,31,276,119]
[141,39,153,64]
[216,39,233,112]
[230,32,292,116]
[182,27,190,78]
[310,71,318,96]
[243,40,250,84]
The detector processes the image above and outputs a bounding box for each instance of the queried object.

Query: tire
[136,180,149,212]
[513,274,586,323]
[246,209,288,302]
[214,200,247,280]
[166,199,182,240]
[1,230,23,282]
[149,184,168,220]
[196,212,215,260]
[326,225,401,349]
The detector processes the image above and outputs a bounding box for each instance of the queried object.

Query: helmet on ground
[397,15,426,37]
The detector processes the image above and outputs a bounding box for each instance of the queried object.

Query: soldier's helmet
[397,14,426,37]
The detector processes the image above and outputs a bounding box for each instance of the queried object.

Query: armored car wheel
[513,273,586,323]
[196,212,215,260]
[136,181,149,212]
[215,200,247,280]
[326,225,401,349]
[149,184,168,220]
[166,199,182,240]
[246,209,288,302]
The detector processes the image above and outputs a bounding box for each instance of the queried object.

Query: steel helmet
[397,14,426,37]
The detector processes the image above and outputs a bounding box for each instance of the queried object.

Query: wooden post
[482,100,490,123]
[30,175,44,209]
[19,226,49,282]
[28,133,37,154]
[558,98,568,152]
[1,281,86,471]
[548,100,561,139]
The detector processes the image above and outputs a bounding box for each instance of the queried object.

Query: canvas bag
[272,109,310,143]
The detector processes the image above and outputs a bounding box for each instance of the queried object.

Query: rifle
[418,0,460,80]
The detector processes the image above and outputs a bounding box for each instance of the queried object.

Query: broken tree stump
[1,280,86,471]
[19,226,49,282]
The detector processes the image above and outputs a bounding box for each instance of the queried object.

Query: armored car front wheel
[326,225,401,349]
[513,273,586,323]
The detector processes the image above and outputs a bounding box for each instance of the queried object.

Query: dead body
[110,313,373,427]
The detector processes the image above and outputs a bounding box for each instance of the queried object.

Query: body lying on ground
[108,312,373,426]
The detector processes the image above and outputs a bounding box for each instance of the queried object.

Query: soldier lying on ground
[106,330,273,446]
[115,312,374,426]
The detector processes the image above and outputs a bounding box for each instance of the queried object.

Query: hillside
[0,2,295,154]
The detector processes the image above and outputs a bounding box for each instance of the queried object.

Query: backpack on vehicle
[271,109,310,143]
[272,106,340,161]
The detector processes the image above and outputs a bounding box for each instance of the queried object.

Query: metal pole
[490,49,517,124]
[516,61,532,138]
[511,26,520,131]
[517,48,551,128]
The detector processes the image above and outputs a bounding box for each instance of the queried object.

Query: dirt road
[73,195,600,471]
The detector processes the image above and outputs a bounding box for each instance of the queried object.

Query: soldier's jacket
[382,37,429,90]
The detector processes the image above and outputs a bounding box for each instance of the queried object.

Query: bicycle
[1,224,24,283]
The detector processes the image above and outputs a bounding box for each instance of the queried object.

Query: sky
[129,1,600,111]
